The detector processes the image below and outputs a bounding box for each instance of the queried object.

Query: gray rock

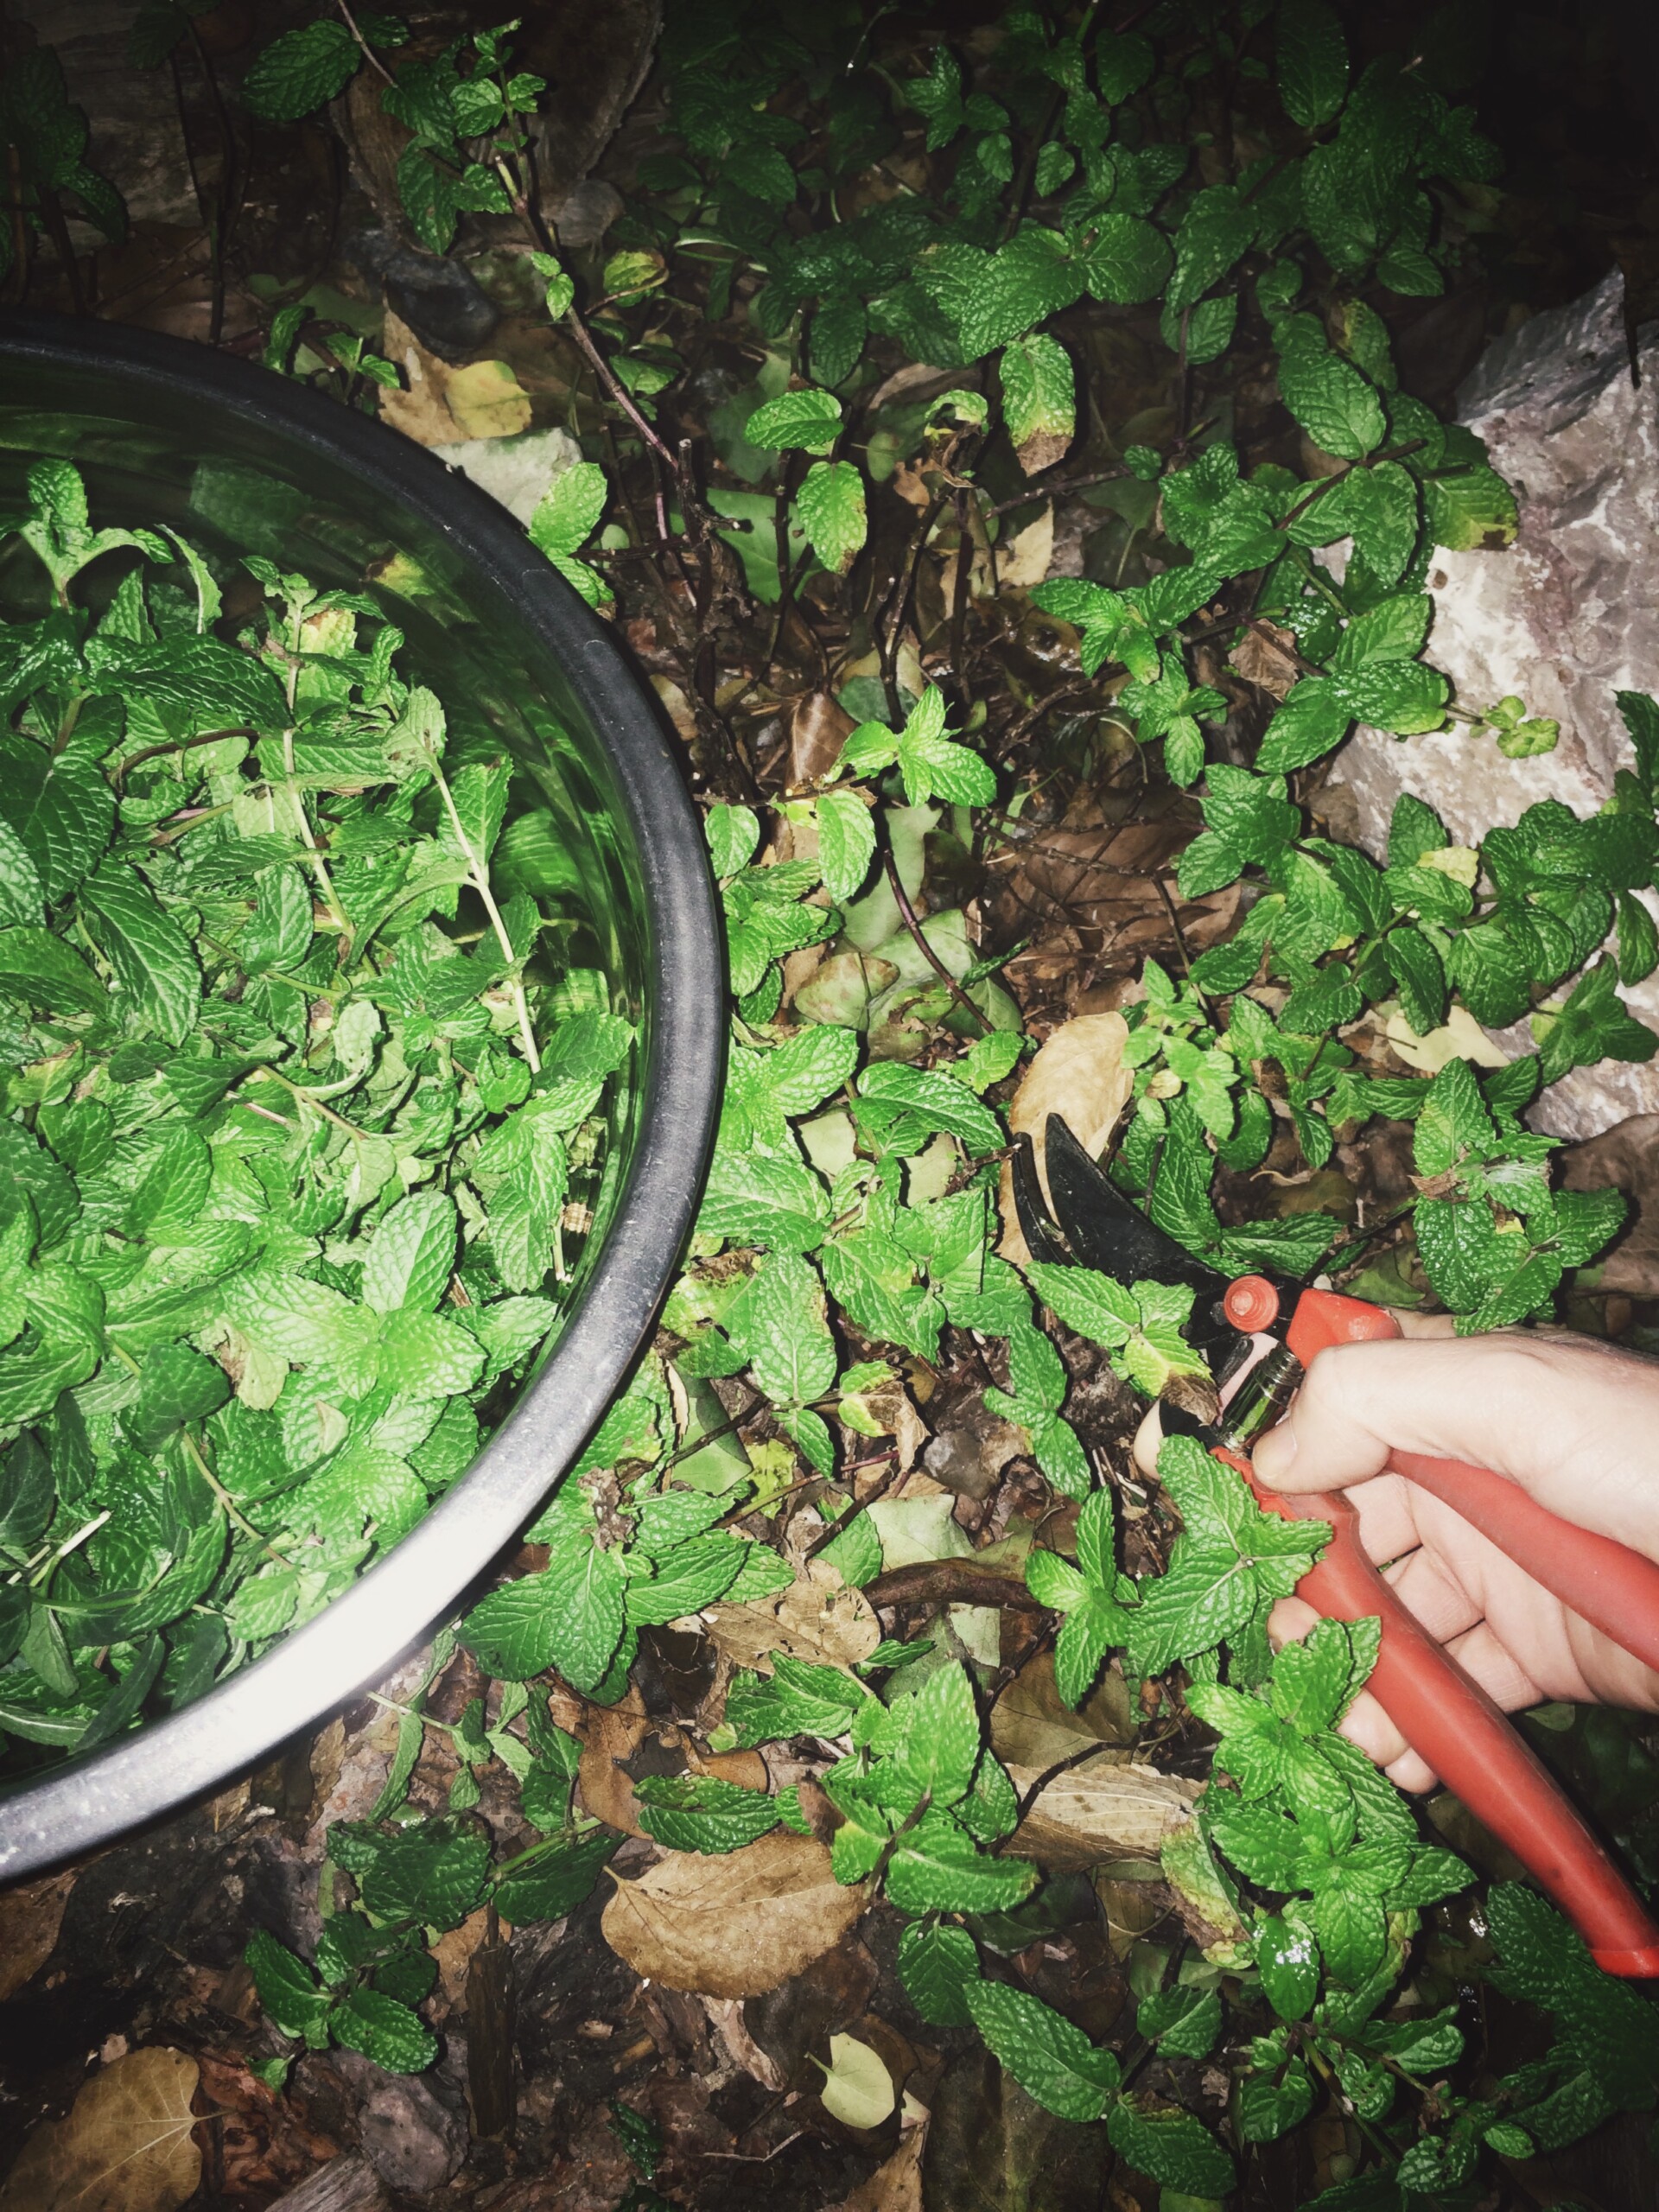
[330,2051,467,2193]
[549,179,626,250]
[1325,270,1659,1138]
[345,231,500,362]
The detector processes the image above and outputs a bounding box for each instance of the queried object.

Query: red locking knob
[1224,1274,1281,1333]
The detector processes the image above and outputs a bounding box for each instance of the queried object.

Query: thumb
[1248,1335,1406,1493]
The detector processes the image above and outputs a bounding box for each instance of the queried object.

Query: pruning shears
[1014,1115,1659,1978]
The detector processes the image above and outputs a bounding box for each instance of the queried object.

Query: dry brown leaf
[688,1746,771,1791]
[1229,620,1301,699]
[988,793,1238,992]
[998,1012,1133,1262]
[375,309,459,447]
[1092,1868,1171,1960]
[432,1907,493,2012]
[995,505,1054,586]
[822,2127,925,2212]
[576,1694,651,1838]
[789,690,856,786]
[0,1871,74,2002]
[650,675,698,745]
[0,2048,201,2212]
[704,1560,880,1674]
[1016,424,1071,475]
[601,1833,869,1998]
[990,1648,1135,1772]
[1004,1755,1199,1872]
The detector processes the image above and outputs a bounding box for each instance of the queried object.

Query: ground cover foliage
[6,3,1659,2209]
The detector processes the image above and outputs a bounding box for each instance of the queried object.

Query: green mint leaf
[528,461,608,562]
[1276,316,1386,460]
[1107,2099,1236,2196]
[747,388,842,454]
[696,1144,832,1255]
[731,1250,837,1408]
[897,1921,981,2026]
[338,1816,491,1929]
[635,1773,783,1853]
[624,1535,746,1626]
[1255,1911,1320,2021]
[241,20,361,120]
[964,1981,1119,2121]
[894,1660,982,1809]
[815,789,876,905]
[818,1510,885,1590]
[498,1831,628,1920]
[245,1928,332,2040]
[331,1986,438,2074]
[1137,1984,1223,2059]
[1535,957,1657,1086]
[1424,461,1518,551]
[854,1062,1003,1156]
[1616,689,1659,796]
[1277,0,1349,128]
[795,461,867,575]
[884,1809,1037,1915]
[1001,333,1075,474]
[1079,214,1172,304]
[361,1189,458,1315]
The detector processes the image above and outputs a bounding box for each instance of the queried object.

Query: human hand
[1135,1326,1659,1792]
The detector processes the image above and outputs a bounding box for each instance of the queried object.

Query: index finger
[1249,1331,1659,1564]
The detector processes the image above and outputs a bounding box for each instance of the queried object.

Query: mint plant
[0,457,624,1762]
[10,0,1659,2196]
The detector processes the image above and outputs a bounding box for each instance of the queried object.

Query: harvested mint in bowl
[0,316,721,1872]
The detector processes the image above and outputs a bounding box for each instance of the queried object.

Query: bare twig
[863,1560,1044,1611]
[336,0,397,83]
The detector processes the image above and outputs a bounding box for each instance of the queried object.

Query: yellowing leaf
[1383,1002,1507,1073]
[1419,845,1479,888]
[0,2048,200,2212]
[443,360,533,441]
[817,2032,898,2130]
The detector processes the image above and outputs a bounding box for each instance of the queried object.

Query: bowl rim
[0,312,724,1877]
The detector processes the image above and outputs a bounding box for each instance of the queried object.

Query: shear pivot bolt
[1224,1274,1281,1332]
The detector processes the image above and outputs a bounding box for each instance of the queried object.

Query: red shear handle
[1285,1289,1659,1681]
[1387,1450,1659,1679]
[1217,1451,1659,1977]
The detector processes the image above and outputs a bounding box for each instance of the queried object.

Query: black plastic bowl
[0,314,722,1878]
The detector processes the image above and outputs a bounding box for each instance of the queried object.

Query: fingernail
[1251,1426,1297,1485]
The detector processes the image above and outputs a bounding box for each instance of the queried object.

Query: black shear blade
[1011,1131,1073,1269]
[1042,1115,1226,1294]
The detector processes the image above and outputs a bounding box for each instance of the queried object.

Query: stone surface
[329,2053,467,2194]
[429,428,585,527]
[1325,270,1659,1137]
